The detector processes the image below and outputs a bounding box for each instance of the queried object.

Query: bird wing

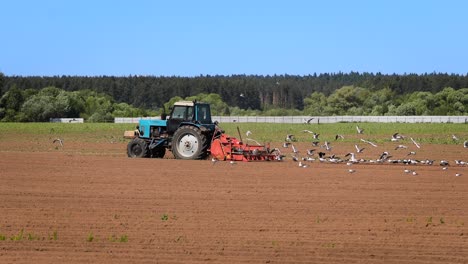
[410,137,421,148]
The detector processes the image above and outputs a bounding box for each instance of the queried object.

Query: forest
[0,72,467,122]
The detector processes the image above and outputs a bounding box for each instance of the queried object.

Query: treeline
[2,72,468,111]
[0,86,154,122]
[0,85,466,122]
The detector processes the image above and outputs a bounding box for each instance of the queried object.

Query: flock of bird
[254,125,467,176]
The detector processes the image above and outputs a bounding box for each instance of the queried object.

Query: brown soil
[0,134,467,263]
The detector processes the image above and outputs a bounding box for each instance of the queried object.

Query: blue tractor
[126,101,217,160]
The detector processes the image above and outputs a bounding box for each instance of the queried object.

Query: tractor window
[196,105,211,124]
[171,106,186,119]
[171,106,194,120]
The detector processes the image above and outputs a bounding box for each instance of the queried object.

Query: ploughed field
[0,125,467,263]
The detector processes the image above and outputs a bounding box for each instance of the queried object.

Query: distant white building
[49,118,84,123]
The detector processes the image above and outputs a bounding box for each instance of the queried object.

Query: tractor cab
[167,101,212,133]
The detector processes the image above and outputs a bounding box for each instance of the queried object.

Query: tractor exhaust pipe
[237,126,243,143]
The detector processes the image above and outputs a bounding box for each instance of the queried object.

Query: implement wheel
[127,138,149,158]
[172,126,208,160]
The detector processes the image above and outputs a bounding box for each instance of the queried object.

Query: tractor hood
[138,119,167,137]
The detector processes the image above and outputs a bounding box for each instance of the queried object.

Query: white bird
[303,117,314,124]
[360,138,377,147]
[440,160,450,166]
[285,134,294,142]
[211,157,218,165]
[354,144,365,153]
[301,130,314,134]
[464,141,468,148]
[412,171,418,176]
[312,133,320,140]
[322,141,332,151]
[345,152,358,163]
[53,138,64,147]
[356,126,364,134]
[348,169,356,173]
[395,144,408,150]
[410,137,421,149]
[239,93,245,98]
[407,151,416,156]
[246,138,261,145]
[404,169,411,173]
[283,142,290,148]
[379,151,391,161]
[455,173,462,177]
[246,130,252,136]
[442,167,448,170]
[291,144,299,154]
[452,134,459,141]
[230,160,237,165]
[306,149,315,156]
[335,134,344,140]
[391,133,404,142]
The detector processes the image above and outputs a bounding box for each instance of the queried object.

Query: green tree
[303,92,327,115]
[0,86,25,121]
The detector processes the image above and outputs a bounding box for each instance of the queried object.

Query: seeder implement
[209,127,282,162]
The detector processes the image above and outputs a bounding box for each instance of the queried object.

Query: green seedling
[161,214,169,221]
[86,232,94,242]
[10,229,24,241]
[119,235,128,242]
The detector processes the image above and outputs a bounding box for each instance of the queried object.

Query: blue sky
[1,0,467,76]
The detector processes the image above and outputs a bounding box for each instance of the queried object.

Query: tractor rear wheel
[172,126,208,160]
[127,138,149,158]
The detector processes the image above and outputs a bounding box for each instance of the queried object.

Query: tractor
[124,101,282,162]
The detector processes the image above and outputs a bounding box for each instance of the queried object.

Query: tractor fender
[178,122,208,132]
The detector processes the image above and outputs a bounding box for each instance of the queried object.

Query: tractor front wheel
[172,126,207,160]
[127,138,149,158]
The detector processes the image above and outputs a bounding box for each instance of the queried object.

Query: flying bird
[335,134,344,140]
[354,144,365,153]
[356,126,364,134]
[246,138,261,145]
[395,144,408,150]
[379,151,391,161]
[391,133,404,142]
[53,138,64,147]
[345,152,358,163]
[311,141,320,147]
[303,117,314,124]
[360,138,377,147]
[285,134,294,142]
[291,144,299,154]
[410,137,421,149]
[322,141,332,151]
[312,132,320,140]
